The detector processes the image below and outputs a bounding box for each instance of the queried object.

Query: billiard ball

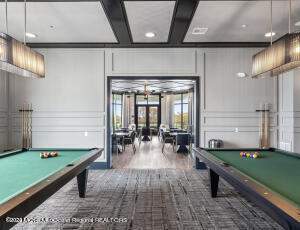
[246,153,250,158]
[250,154,253,158]
[253,154,258,159]
[240,152,244,156]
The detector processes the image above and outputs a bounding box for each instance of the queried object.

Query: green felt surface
[0,149,91,205]
[207,149,300,208]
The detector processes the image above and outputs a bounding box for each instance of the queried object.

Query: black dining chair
[175,133,191,153]
[122,131,136,153]
[139,127,152,144]
[162,132,175,153]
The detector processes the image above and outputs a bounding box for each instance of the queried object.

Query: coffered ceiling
[0,0,299,48]
[112,79,196,93]
[0,2,117,43]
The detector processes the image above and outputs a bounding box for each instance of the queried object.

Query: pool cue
[257,105,264,149]
[25,104,28,148]
[29,104,32,148]
[264,104,269,149]
[260,110,264,148]
[22,104,25,148]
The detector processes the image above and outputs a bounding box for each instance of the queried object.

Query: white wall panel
[0,70,8,152]
[8,49,106,160]
[202,48,276,112]
[200,48,277,148]
[106,49,197,76]
[202,128,277,148]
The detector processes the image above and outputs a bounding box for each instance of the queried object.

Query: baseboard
[90,162,110,169]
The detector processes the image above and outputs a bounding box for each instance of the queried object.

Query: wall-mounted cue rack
[256,106,270,149]
[19,104,33,148]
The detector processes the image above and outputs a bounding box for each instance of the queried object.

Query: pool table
[0,148,103,230]
[193,147,300,230]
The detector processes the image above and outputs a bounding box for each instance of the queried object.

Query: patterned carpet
[12,169,282,230]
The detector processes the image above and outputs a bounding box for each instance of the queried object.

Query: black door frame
[106,76,200,169]
[135,94,161,129]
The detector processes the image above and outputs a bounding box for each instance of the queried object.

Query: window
[135,94,160,129]
[136,94,159,105]
[112,93,122,130]
[173,93,189,129]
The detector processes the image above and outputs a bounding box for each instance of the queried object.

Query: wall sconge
[236,72,248,78]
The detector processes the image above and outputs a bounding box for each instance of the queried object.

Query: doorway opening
[107,77,200,169]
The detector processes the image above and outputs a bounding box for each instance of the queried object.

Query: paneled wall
[277,69,300,152]
[8,49,106,161]
[0,70,8,152]
[200,48,277,148]
[4,47,281,165]
[294,69,300,152]
[278,71,294,151]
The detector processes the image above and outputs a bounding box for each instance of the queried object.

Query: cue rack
[256,104,270,149]
[19,104,33,148]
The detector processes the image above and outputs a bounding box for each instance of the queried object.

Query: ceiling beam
[28,42,269,48]
[101,0,131,44]
[169,0,199,44]
[0,0,285,2]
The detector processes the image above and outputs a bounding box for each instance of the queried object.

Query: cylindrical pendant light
[0,0,45,78]
[252,0,300,77]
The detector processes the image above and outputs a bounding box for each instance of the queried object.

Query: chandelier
[252,0,300,77]
[0,0,45,78]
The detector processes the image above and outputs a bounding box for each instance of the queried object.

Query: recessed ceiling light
[294,21,300,26]
[25,32,37,38]
[145,32,155,38]
[241,24,248,28]
[192,27,208,35]
[264,32,276,37]
[237,72,247,78]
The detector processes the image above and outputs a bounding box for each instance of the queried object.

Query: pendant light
[0,0,45,78]
[252,0,300,77]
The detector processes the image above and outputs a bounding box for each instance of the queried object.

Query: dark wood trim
[134,94,161,130]
[193,147,300,230]
[107,76,200,169]
[0,0,287,2]
[28,42,269,48]
[0,148,103,230]
[169,0,198,44]
[101,0,131,44]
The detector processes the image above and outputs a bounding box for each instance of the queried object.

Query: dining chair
[138,127,152,144]
[162,132,175,153]
[122,131,136,153]
[175,133,191,153]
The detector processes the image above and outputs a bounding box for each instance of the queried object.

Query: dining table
[114,132,130,153]
[169,132,191,153]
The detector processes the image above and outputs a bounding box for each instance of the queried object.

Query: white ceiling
[184,1,300,43]
[0,2,117,43]
[0,1,299,44]
[124,1,176,43]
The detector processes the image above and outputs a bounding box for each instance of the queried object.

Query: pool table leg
[209,169,219,197]
[77,168,88,198]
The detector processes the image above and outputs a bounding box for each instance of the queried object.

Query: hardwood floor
[112,136,194,169]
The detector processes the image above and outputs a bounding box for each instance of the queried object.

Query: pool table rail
[193,147,300,230]
[0,148,103,230]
